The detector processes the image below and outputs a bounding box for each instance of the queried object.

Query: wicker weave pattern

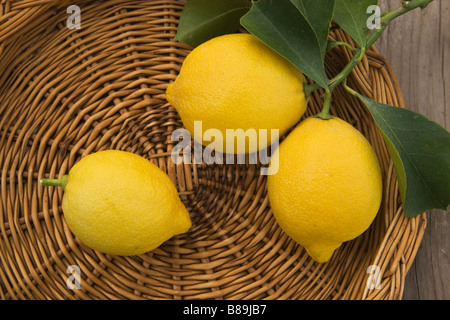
[0,0,426,300]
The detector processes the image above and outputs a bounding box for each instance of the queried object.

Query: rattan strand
[0,0,426,300]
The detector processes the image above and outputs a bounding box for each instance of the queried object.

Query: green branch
[315,0,434,119]
[328,47,365,92]
[366,0,434,48]
[316,89,332,120]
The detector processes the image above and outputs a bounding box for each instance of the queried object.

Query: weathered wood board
[377,0,449,300]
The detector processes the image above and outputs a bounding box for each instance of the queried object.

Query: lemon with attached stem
[40,150,191,256]
[267,116,383,263]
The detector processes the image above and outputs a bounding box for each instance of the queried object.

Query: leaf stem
[326,40,355,53]
[304,82,321,97]
[342,79,358,97]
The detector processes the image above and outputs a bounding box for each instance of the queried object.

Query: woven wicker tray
[0,0,426,300]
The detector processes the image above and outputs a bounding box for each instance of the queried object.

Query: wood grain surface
[376,0,449,300]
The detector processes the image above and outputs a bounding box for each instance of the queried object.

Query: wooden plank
[376,0,449,300]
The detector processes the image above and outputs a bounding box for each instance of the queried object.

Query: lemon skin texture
[267,117,383,263]
[166,33,307,154]
[61,150,191,256]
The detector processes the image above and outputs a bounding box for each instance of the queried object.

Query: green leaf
[240,0,329,89]
[291,0,335,58]
[174,0,251,47]
[333,0,378,48]
[354,93,450,217]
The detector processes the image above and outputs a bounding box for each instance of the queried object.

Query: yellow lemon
[40,150,191,256]
[267,116,383,263]
[166,33,307,154]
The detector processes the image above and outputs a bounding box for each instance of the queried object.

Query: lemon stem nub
[40,175,68,191]
[316,89,332,120]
